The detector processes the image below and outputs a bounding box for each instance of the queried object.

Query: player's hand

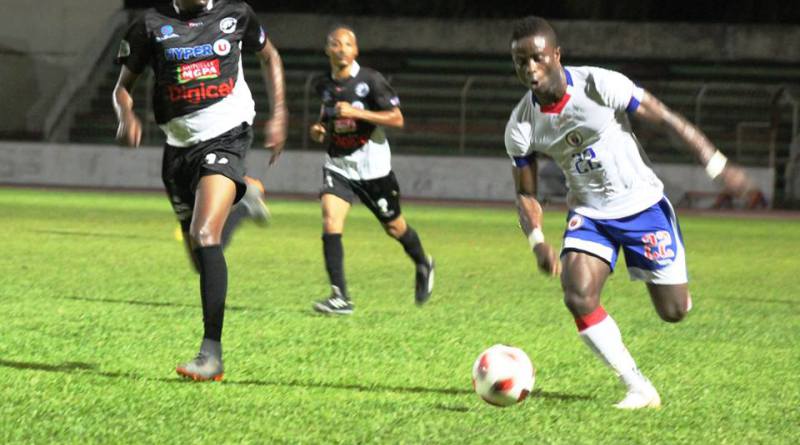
[533,242,561,277]
[334,101,358,119]
[718,163,754,197]
[309,122,327,143]
[264,114,287,166]
[115,111,142,147]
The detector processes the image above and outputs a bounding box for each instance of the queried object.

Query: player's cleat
[614,382,661,409]
[312,286,353,315]
[240,176,271,226]
[415,256,435,306]
[176,352,224,382]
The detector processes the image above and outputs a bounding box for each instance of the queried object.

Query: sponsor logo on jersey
[167,77,235,104]
[259,26,266,45]
[566,130,584,147]
[188,21,204,28]
[177,59,221,84]
[331,133,370,150]
[355,82,370,98]
[220,17,237,34]
[117,40,131,58]
[333,118,357,133]
[567,215,583,230]
[165,44,213,61]
[213,39,231,56]
[156,24,180,42]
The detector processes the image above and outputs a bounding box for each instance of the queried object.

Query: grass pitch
[0,188,798,444]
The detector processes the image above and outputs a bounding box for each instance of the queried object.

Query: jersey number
[572,148,601,174]
[205,153,229,165]
[642,231,675,261]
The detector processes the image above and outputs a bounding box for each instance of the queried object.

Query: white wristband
[528,228,545,249]
[705,150,728,180]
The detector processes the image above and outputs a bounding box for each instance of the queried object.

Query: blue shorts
[561,197,688,284]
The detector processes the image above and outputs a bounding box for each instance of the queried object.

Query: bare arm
[112,65,143,147]
[513,160,560,277]
[634,90,752,195]
[256,39,288,165]
[335,104,404,129]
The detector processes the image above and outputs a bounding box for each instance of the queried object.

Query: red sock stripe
[575,306,608,331]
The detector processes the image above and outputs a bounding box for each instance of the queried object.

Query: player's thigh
[354,171,402,224]
[321,193,351,234]
[560,251,611,315]
[190,174,237,246]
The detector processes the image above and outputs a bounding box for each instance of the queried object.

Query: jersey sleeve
[241,3,267,52]
[586,67,644,114]
[505,96,536,167]
[370,71,401,111]
[116,17,151,74]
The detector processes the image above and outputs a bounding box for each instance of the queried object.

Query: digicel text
[168,78,235,104]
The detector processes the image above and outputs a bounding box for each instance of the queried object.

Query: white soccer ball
[472,344,535,407]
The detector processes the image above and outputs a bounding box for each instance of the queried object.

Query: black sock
[398,226,427,266]
[194,245,227,342]
[322,233,348,298]
[221,204,248,248]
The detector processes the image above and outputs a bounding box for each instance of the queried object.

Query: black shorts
[321,168,402,223]
[162,123,251,222]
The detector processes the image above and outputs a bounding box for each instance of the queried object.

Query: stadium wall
[0,142,775,207]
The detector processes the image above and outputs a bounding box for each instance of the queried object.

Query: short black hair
[510,16,558,47]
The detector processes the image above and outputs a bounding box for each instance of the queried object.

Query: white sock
[576,306,648,389]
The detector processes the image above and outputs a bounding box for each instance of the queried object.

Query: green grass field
[1,188,798,444]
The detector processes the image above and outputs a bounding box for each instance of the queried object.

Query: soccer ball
[472,344,535,407]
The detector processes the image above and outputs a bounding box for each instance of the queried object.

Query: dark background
[123,0,800,24]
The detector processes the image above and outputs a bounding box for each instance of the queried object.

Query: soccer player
[112,0,287,381]
[309,25,434,315]
[505,17,752,409]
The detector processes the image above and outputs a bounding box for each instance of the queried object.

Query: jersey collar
[532,68,573,114]
[331,60,361,80]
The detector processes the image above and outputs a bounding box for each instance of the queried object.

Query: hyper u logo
[165,44,213,61]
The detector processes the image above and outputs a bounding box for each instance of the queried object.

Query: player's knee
[656,303,687,323]
[189,226,220,247]
[383,223,403,239]
[562,289,597,315]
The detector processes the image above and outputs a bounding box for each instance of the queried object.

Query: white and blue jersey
[505,66,687,284]
[505,66,663,220]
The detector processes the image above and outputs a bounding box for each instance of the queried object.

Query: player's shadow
[60,295,260,313]
[0,358,592,403]
[31,229,154,241]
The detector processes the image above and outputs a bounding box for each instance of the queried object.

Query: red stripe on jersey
[540,92,571,114]
[575,306,608,331]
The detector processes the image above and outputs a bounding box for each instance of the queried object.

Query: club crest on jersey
[565,130,584,147]
[355,82,370,98]
[156,25,180,42]
[220,17,237,34]
[213,39,231,56]
[567,214,583,231]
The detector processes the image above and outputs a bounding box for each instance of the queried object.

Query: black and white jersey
[117,0,267,146]
[313,61,401,180]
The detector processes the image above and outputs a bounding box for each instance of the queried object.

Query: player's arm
[310,105,327,143]
[112,65,143,147]
[256,39,288,165]
[633,90,752,195]
[513,160,560,277]
[334,104,404,129]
